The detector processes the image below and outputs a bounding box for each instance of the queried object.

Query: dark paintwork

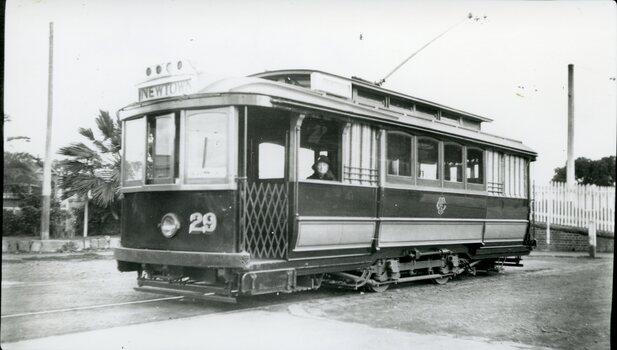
[115,247,250,268]
[297,182,377,217]
[121,191,237,253]
[381,188,487,219]
[287,182,377,259]
[486,197,529,220]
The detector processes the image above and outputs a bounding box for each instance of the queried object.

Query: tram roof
[250,69,493,123]
[119,69,536,157]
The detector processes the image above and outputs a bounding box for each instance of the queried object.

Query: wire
[375,14,472,86]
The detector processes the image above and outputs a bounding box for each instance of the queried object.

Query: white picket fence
[533,182,615,233]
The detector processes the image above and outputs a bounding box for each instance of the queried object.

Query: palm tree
[3,115,37,193]
[57,110,122,220]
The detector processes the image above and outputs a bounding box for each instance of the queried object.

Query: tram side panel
[289,182,378,259]
[483,196,530,245]
[379,188,487,250]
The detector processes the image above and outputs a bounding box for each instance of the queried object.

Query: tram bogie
[114,67,537,302]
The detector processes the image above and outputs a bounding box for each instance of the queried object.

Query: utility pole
[566,64,575,186]
[41,22,54,240]
[83,190,91,238]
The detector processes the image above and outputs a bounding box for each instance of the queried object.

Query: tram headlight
[159,213,181,238]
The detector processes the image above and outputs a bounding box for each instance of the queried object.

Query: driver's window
[300,117,341,181]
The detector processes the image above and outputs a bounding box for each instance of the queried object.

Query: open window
[258,143,285,179]
[299,117,342,182]
[146,113,177,184]
[417,137,440,186]
[444,142,463,188]
[466,147,484,189]
[247,108,289,181]
[387,132,412,177]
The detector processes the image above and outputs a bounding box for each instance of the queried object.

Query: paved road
[1,252,613,349]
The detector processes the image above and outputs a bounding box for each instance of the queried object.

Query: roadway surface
[1,251,613,349]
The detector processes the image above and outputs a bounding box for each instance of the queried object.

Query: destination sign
[310,72,352,99]
[138,78,193,102]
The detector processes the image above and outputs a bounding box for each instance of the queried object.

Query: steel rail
[1,296,183,319]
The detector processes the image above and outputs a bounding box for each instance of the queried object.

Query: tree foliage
[57,110,122,209]
[2,153,68,237]
[3,152,40,192]
[552,156,616,186]
[57,110,122,235]
[2,191,68,237]
[3,116,68,237]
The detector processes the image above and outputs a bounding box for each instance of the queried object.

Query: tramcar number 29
[189,212,217,234]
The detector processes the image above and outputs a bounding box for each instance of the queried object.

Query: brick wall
[533,223,614,253]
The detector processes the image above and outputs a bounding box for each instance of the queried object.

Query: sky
[4,0,616,184]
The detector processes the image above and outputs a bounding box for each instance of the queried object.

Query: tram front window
[123,118,146,185]
[185,110,228,181]
[146,114,175,183]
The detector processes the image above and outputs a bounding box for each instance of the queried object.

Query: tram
[114,61,537,302]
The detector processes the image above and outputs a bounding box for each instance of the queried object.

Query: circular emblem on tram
[436,196,447,215]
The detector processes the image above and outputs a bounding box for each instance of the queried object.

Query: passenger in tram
[307,155,336,181]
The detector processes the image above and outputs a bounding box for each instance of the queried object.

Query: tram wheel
[431,276,450,285]
[364,281,390,293]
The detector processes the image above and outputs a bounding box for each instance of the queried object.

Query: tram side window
[444,143,463,182]
[466,148,484,184]
[387,133,412,177]
[417,138,439,180]
[300,117,341,181]
[185,110,228,181]
[146,113,175,183]
[123,118,146,186]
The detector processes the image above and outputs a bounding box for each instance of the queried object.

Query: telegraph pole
[566,64,575,186]
[41,22,54,240]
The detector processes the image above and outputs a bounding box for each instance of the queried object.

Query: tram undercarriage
[123,249,525,303]
[323,252,523,293]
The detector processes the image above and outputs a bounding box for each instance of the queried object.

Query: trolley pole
[566,64,575,186]
[41,22,54,240]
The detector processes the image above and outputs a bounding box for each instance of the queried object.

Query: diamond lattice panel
[241,182,288,259]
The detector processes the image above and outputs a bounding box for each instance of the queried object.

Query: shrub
[72,203,120,236]
[2,192,71,237]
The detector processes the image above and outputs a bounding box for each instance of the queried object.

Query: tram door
[241,108,290,259]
